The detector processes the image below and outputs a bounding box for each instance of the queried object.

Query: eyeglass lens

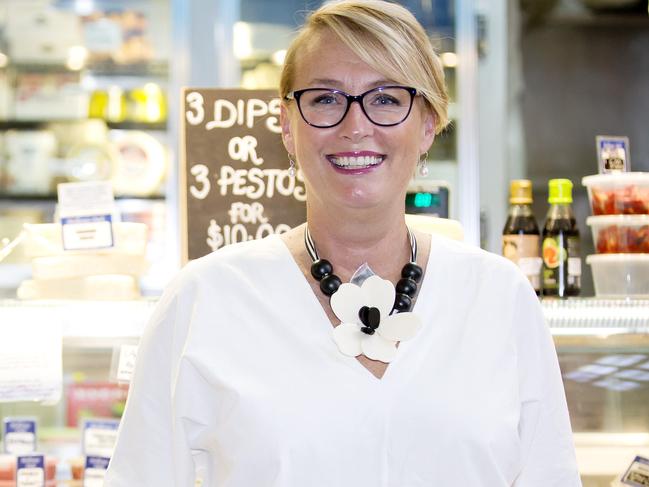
[298,87,413,127]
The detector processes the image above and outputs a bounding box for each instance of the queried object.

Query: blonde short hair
[280,0,449,134]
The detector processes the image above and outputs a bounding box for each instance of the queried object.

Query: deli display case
[0,0,647,485]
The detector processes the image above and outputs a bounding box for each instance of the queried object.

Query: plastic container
[587,215,649,253]
[587,254,649,298]
[582,172,649,215]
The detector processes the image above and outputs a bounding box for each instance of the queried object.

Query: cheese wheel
[31,253,147,280]
[18,274,140,300]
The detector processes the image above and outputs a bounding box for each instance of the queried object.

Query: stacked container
[582,172,649,298]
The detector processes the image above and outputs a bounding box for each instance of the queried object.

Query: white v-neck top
[105,234,581,487]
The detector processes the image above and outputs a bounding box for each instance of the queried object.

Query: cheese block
[31,253,148,280]
[17,275,140,300]
[405,214,464,241]
[23,222,148,258]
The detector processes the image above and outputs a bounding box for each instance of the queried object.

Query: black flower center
[359,306,381,335]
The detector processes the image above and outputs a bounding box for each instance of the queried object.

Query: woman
[105,1,581,486]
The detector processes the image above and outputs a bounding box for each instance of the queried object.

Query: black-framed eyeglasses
[284,85,418,128]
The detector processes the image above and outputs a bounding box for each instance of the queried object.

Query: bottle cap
[548,178,573,204]
[509,179,533,204]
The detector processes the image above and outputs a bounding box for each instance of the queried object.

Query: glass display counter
[547,298,649,486]
[1,297,648,485]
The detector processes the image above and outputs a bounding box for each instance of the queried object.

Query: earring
[288,154,296,177]
[418,152,429,177]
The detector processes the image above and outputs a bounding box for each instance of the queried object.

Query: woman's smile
[326,150,386,174]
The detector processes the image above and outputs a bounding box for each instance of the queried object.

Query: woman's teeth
[329,155,384,168]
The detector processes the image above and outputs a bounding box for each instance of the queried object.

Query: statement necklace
[304,226,423,316]
[304,226,424,362]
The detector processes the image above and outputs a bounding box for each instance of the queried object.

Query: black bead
[361,326,375,335]
[320,274,342,296]
[359,306,380,329]
[311,259,333,281]
[401,262,423,282]
[396,277,417,298]
[393,293,412,313]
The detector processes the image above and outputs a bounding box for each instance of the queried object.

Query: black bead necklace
[304,226,423,316]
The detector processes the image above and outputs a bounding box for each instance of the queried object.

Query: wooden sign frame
[179,88,306,264]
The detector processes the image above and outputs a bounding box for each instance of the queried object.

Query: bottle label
[542,235,580,295]
[567,237,581,288]
[502,235,541,291]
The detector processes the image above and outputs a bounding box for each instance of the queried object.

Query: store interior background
[0,0,647,485]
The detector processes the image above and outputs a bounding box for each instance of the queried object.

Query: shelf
[543,298,649,335]
[0,298,648,348]
[0,193,165,202]
[0,120,167,131]
[8,61,168,78]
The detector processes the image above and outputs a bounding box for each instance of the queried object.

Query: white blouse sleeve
[512,281,582,487]
[104,269,198,486]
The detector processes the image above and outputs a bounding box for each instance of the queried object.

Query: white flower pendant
[330,275,422,363]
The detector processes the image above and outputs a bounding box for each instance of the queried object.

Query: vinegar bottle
[502,180,541,294]
[542,179,581,297]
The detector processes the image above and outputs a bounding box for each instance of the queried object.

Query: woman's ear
[280,104,295,155]
[419,109,436,154]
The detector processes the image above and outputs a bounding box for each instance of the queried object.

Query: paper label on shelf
[57,181,116,251]
[16,454,45,487]
[0,319,62,404]
[116,344,139,383]
[596,135,630,174]
[621,455,649,486]
[3,418,37,454]
[82,419,120,458]
[83,456,110,487]
[60,214,114,250]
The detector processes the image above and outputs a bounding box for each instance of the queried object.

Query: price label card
[115,344,139,383]
[83,456,110,487]
[82,419,120,458]
[60,214,114,250]
[3,418,37,454]
[596,135,631,173]
[621,456,649,486]
[57,181,116,251]
[16,454,45,487]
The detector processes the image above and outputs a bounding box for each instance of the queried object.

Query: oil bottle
[502,179,541,294]
[541,179,581,297]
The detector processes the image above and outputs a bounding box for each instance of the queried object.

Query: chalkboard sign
[180,89,306,262]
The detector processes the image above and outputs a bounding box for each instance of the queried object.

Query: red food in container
[587,215,649,254]
[583,173,649,215]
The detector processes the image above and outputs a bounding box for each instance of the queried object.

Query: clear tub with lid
[587,215,649,253]
[582,172,649,215]
[587,253,649,298]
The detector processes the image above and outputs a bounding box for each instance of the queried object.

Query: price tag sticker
[16,454,45,487]
[116,344,139,383]
[621,456,649,486]
[57,181,117,251]
[596,135,631,174]
[60,215,114,250]
[83,456,110,487]
[4,418,37,455]
[82,419,120,458]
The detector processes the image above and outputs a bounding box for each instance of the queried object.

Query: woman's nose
[338,100,374,142]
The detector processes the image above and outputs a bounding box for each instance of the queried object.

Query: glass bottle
[541,179,581,297]
[502,179,541,294]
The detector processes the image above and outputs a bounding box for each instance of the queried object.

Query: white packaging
[5,130,57,194]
